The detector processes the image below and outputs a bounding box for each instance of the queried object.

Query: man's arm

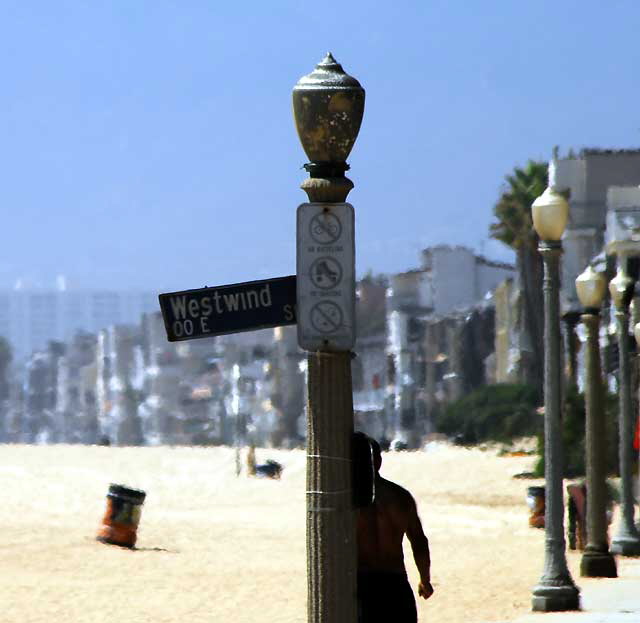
[406,495,434,600]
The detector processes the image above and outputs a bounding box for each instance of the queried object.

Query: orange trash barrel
[96,484,146,548]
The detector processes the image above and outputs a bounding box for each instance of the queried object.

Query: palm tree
[489,160,548,394]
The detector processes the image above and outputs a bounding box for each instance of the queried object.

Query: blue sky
[1,1,640,292]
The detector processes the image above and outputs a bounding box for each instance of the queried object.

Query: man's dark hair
[353,431,382,473]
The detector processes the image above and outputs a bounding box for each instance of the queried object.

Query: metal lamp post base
[610,535,640,556]
[580,548,617,577]
[532,582,580,612]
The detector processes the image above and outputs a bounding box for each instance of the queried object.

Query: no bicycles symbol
[309,212,342,245]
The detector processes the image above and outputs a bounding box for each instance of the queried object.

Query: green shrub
[436,383,541,445]
[534,385,620,478]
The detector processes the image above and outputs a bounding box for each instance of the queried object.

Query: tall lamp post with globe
[292,54,365,623]
[635,319,640,523]
[575,265,617,578]
[530,185,580,612]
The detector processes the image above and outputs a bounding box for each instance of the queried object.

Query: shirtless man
[357,436,434,622]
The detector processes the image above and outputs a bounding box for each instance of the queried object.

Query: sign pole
[293,54,365,623]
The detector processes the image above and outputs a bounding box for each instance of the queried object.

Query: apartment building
[0,288,159,361]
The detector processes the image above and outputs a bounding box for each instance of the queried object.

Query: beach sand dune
[0,443,600,623]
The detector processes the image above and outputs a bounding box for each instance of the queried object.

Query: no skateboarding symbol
[310,301,343,333]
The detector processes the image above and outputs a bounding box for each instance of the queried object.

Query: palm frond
[489,160,548,251]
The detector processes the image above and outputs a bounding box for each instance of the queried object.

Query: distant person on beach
[246,445,283,479]
[356,435,433,622]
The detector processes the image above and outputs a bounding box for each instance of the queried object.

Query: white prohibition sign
[310,301,343,334]
[297,202,355,351]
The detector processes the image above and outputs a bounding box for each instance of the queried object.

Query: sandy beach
[0,442,627,623]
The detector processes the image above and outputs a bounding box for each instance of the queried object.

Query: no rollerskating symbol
[310,257,342,289]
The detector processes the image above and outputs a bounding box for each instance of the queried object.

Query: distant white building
[554,149,640,310]
[386,245,514,316]
[0,289,159,361]
[383,245,514,447]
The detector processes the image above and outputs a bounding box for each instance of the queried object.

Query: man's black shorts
[357,570,417,622]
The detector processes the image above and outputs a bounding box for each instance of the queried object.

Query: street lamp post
[562,310,582,388]
[609,263,640,556]
[634,320,640,535]
[530,186,580,612]
[575,266,617,577]
[292,54,365,623]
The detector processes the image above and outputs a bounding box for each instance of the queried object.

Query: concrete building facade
[420,245,514,315]
[0,289,158,361]
[384,246,514,446]
[554,149,640,311]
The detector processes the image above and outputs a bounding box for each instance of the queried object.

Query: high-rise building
[0,289,159,361]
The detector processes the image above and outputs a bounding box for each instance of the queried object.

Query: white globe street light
[532,187,570,242]
[576,266,607,310]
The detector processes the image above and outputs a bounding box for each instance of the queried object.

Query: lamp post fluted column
[530,186,580,612]
[634,320,640,535]
[576,266,617,577]
[562,311,581,388]
[609,265,640,556]
[293,54,365,623]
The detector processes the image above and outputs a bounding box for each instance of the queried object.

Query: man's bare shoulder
[376,477,415,508]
